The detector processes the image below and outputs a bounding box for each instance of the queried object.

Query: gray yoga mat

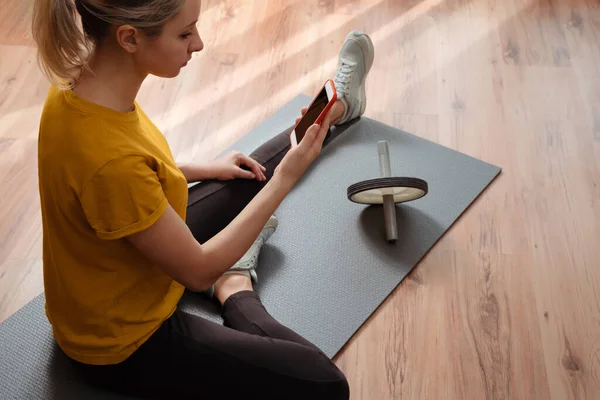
[0,94,500,399]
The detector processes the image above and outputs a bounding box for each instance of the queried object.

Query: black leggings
[73,127,350,400]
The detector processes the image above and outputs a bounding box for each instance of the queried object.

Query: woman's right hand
[274,107,333,188]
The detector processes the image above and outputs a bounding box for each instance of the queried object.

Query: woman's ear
[115,25,139,53]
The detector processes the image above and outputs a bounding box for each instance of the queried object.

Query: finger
[306,109,332,144]
[299,123,321,150]
[253,160,266,181]
[300,112,332,156]
[316,110,333,146]
[235,168,256,180]
[295,108,309,126]
[241,155,265,181]
[250,159,266,181]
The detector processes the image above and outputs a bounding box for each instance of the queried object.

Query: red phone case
[290,79,337,147]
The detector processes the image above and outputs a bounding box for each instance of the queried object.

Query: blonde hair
[32,0,185,87]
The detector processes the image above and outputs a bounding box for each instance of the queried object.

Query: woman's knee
[282,375,349,400]
[302,359,350,400]
[324,374,350,400]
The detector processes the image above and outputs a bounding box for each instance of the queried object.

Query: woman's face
[132,0,203,78]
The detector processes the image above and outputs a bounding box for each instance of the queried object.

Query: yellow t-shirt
[38,86,188,365]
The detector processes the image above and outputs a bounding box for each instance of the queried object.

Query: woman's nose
[191,35,204,53]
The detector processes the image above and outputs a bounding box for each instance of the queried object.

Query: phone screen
[294,86,329,143]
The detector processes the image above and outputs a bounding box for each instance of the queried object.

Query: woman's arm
[126,173,291,291]
[128,112,331,291]
[178,151,266,183]
[177,162,215,182]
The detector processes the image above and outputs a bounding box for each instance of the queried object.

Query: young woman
[32,0,373,398]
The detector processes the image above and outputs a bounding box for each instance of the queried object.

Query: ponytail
[32,0,91,88]
[31,0,185,87]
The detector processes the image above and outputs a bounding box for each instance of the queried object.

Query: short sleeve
[80,155,168,240]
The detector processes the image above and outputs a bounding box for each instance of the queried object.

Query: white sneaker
[334,30,375,125]
[222,215,278,283]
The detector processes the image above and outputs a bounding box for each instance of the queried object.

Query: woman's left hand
[209,151,267,181]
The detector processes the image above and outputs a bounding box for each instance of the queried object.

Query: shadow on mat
[359,204,443,267]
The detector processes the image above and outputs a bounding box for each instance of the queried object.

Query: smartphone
[290,79,337,147]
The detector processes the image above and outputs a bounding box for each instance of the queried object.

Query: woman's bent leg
[72,302,349,400]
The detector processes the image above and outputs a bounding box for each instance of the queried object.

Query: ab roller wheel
[347,141,429,243]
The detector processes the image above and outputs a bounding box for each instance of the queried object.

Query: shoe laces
[334,58,356,95]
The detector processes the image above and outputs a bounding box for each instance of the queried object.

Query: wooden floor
[1,0,600,398]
